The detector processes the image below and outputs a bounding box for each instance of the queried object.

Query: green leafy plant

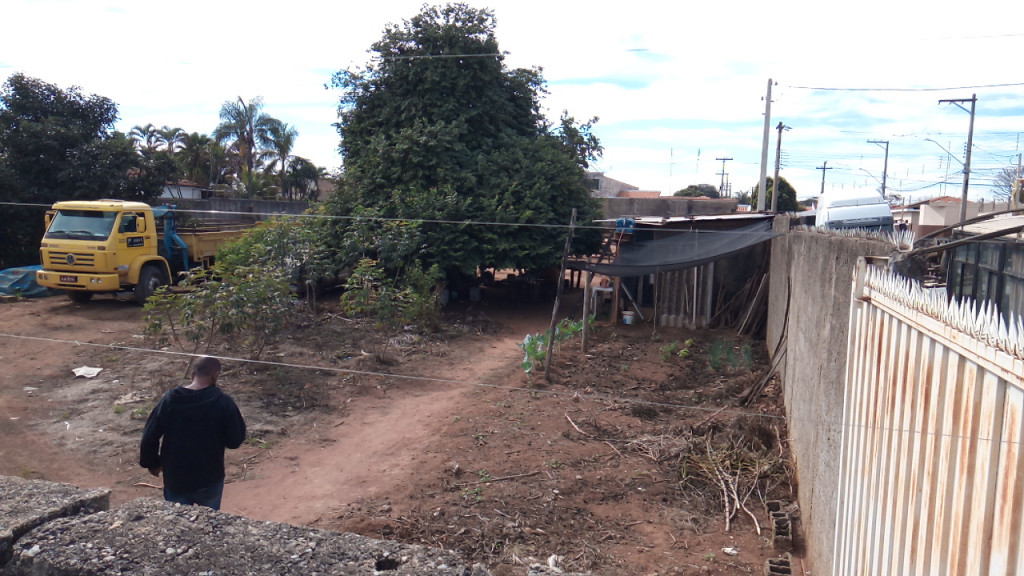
[144,264,294,361]
[518,316,593,376]
[708,338,755,373]
[740,342,755,370]
[708,338,733,372]
[461,486,483,503]
[660,338,696,361]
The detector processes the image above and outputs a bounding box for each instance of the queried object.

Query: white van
[815,190,894,233]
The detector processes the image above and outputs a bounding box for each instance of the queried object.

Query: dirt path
[226,325,530,525]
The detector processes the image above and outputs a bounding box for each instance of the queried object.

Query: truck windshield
[45,210,118,240]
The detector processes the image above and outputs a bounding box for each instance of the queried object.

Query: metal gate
[835,258,1024,575]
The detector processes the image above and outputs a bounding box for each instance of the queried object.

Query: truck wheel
[135,266,165,305]
[67,291,93,304]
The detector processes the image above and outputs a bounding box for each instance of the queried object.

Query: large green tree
[674,184,720,198]
[0,74,166,267]
[327,3,602,282]
[752,176,800,213]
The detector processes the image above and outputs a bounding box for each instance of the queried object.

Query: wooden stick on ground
[453,471,540,488]
[565,413,594,437]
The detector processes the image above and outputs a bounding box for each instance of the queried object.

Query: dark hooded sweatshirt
[139,386,246,493]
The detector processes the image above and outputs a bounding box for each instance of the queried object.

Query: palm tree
[212,96,277,197]
[180,133,213,185]
[129,123,159,152]
[285,157,323,200]
[155,126,187,155]
[263,121,299,199]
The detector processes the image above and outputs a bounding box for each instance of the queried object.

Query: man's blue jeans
[163,481,225,510]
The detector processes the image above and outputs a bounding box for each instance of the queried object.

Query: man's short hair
[193,356,222,378]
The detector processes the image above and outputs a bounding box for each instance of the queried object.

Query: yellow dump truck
[36,200,251,304]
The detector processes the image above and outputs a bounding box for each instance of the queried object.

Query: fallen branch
[452,471,540,488]
[133,482,162,490]
[565,413,593,437]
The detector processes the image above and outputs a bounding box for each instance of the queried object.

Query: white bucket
[622,310,637,325]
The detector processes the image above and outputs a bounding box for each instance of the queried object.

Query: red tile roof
[616,190,663,198]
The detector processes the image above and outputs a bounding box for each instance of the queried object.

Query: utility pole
[867,140,889,200]
[716,157,733,197]
[759,79,773,212]
[772,123,788,212]
[939,94,977,223]
[817,161,832,195]
[1015,153,1022,210]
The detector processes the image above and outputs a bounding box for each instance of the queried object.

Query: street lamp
[924,138,964,168]
[925,138,962,197]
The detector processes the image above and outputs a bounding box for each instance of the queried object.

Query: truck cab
[36,200,171,304]
[815,190,894,234]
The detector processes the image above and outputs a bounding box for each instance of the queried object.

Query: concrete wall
[765,216,891,576]
[168,198,311,221]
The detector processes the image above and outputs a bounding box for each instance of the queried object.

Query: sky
[4,0,1024,204]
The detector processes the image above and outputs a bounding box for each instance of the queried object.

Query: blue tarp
[0,265,57,298]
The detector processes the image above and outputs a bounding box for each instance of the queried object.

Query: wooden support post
[582,271,592,353]
[544,209,576,382]
[611,276,621,325]
[704,262,715,328]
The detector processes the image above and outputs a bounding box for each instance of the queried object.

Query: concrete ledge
[7,497,492,576]
[0,475,110,567]
[2,477,588,576]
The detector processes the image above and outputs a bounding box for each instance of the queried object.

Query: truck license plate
[60,275,78,283]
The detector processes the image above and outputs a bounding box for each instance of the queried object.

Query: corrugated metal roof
[597,213,774,225]
[961,214,1024,239]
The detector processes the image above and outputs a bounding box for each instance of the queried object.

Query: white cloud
[4,0,1024,200]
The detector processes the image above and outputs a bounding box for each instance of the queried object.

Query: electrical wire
[0,200,772,235]
[0,330,782,421]
[0,328,1018,448]
[786,82,1024,92]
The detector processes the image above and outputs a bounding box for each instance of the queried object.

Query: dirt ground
[0,287,798,576]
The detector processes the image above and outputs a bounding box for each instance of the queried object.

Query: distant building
[886,196,981,237]
[160,181,208,200]
[585,171,641,198]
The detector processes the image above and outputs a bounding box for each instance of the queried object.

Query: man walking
[140,356,246,510]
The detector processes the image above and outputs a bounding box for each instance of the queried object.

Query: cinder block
[765,553,792,575]
[771,510,793,552]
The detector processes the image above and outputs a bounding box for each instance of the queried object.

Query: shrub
[340,258,442,330]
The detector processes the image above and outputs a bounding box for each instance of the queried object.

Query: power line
[786,82,1024,92]
[0,330,1018,448]
[0,331,781,422]
[0,201,768,235]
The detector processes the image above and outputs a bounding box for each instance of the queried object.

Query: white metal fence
[834,258,1024,575]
